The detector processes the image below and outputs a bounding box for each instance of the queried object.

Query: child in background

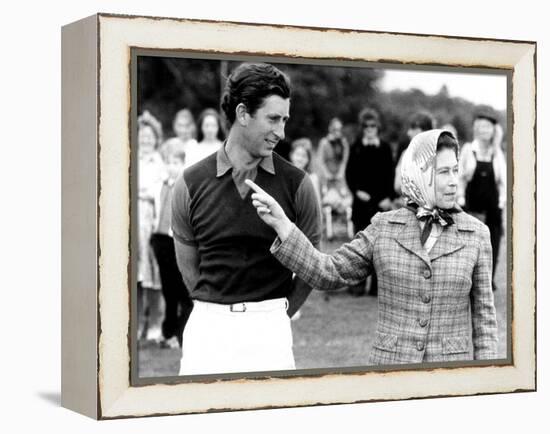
[150,150,194,348]
[137,111,167,342]
[160,109,198,168]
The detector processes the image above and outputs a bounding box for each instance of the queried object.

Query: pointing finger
[251,192,271,202]
[245,179,267,195]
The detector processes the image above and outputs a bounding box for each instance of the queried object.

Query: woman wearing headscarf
[246,130,498,364]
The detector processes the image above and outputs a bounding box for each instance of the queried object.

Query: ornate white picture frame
[61,13,536,419]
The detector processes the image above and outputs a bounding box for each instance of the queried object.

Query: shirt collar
[216,144,276,177]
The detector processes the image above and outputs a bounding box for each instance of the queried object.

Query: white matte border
[97,14,535,418]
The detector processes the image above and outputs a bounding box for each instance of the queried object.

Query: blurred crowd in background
[136,58,507,350]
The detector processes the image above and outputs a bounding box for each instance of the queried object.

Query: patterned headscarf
[401,129,459,244]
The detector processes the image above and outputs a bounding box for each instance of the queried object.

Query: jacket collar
[389,208,472,267]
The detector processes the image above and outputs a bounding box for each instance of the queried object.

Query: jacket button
[422,294,431,303]
[418,318,429,327]
[423,269,431,279]
[416,341,425,351]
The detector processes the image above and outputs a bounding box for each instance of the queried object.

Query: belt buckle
[230,303,247,312]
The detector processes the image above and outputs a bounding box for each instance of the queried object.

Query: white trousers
[179,298,295,375]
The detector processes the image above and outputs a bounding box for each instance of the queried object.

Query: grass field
[138,218,508,377]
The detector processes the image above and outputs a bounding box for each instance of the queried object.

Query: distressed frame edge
[93,11,537,46]
[61,13,101,420]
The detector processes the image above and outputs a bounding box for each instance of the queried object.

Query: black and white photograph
[132,54,510,380]
[4,0,548,428]
[57,11,536,420]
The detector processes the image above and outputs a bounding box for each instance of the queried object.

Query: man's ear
[235,103,249,126]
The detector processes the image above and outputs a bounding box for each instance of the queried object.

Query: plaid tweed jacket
[271,207,498,364]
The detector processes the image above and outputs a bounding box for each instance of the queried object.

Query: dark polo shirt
[171,146,321,304]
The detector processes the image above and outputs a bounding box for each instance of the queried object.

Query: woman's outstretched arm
[245,179,375,290]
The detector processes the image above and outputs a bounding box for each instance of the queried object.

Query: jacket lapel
[428,223,465,262]
[392,211,432,268]
[392,209,468,266]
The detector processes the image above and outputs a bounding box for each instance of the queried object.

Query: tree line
[138,56,507,152]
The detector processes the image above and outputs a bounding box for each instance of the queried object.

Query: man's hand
[245,179,293,241]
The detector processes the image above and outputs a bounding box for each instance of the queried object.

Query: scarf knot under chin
[406,203,459,245]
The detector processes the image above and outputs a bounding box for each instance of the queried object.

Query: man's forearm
[286,277,314,318]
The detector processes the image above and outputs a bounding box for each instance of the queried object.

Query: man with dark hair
[171,62,321,375]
